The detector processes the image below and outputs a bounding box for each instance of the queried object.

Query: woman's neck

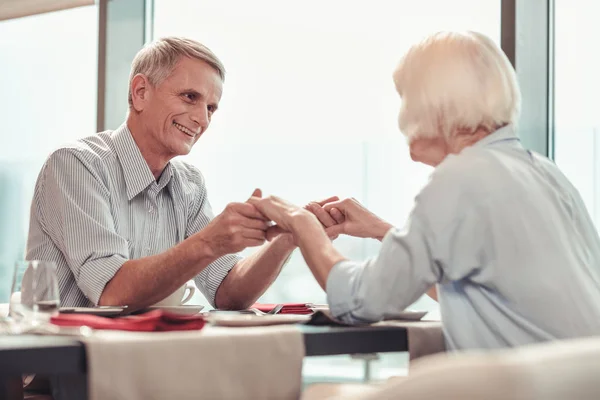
[448,128,491,154]
[409,127,493,167]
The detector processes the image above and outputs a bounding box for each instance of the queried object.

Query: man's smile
[173,121,200,138]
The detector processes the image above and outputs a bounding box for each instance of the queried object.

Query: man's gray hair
[128,36,225,106]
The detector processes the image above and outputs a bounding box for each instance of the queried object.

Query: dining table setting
[0,298,444,400]
[0,258,448,399]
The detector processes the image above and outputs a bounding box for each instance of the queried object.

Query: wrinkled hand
[322,197,393,240]
[247,193,311,240]
[199,189,270,257]
[305,196,344,240]
[249,194,345,243]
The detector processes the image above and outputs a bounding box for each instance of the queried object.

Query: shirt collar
[157,163,174,192]
[112,124,172,200]
[473,124,520,148]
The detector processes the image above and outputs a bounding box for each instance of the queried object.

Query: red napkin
[51,309,205,332]
[252,303,313,315]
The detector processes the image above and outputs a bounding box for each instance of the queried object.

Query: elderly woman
[251,31,600,350]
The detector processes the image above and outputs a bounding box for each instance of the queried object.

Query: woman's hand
[249,192,343,242]
[248,190,347,290]
[247,192,318,236]
[323,198,393,240]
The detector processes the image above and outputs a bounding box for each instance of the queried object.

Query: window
[153,0,501,314]
[0,6,98,301]
[154,0,500,381]
[553,1,600,225]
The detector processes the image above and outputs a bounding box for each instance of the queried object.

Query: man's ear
[130,73,151,112]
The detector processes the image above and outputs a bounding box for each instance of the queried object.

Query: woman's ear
[130,74,151,112]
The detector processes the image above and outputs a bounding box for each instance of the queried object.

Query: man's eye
[207,105,217,113]
[183,93,196,101]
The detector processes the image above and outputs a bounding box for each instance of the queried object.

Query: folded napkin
[51,309,205,332]
[253,303,313,315]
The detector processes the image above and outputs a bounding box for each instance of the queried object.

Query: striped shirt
[26,124,240,307]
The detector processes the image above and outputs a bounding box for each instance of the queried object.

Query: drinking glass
[10,260,60,327]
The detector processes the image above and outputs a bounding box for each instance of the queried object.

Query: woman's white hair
[393,31,521,142]
[128,36,225,107]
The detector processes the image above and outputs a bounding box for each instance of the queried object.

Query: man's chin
[178,147,194,156]
[169,143,194,158]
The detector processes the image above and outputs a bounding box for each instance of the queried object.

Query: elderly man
[26,36,332,312]
[251,31,600,350]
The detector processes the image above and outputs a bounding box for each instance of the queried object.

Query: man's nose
[190,105,209,129]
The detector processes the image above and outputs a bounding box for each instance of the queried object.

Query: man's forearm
[215,235,296,310]
[98,236,217,309]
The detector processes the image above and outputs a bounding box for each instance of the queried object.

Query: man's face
[140,57,223,160]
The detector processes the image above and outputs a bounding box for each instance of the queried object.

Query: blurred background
[0,0,598,383]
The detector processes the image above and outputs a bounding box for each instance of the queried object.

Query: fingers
[329,207,345,224]
[240,217,271,230]
[307,196,341,228]
[246,196,261,210]
[322,200,348,226]
[249,188,262,200]
[306,202,337,228]
[242,228,268,241]
[325,224,344,238]
[322,199,344,213]
[314,196,339,207]
[244,188,266,219]
[230,202,268,220]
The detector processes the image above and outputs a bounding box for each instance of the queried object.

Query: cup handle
[180,282,196,305]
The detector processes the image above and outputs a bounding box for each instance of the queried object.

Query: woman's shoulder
[414,150,499,218]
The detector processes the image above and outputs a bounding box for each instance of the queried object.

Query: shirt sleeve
[326,155,487,324]
[326,215,442,324]
[185,171,241,308]
[34,148,128,305]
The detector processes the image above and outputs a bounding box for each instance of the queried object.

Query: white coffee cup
[153,281,196,307]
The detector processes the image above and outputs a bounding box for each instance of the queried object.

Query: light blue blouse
[327,125,600,350]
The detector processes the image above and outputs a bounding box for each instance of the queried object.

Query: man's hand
[256,195,344,243]
[323,198,393,240]
[247,191,345,291]
[197,189,271,258]
[247,192,319,237]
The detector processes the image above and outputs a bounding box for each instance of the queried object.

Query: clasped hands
[201,188,393,257]
[248,189,393,245]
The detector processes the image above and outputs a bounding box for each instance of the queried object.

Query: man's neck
[126,113,169,180]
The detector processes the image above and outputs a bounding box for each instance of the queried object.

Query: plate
[59,307,125,317]
[145,305,205,315]
[383,310,428,321]
[207,313,310,327]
